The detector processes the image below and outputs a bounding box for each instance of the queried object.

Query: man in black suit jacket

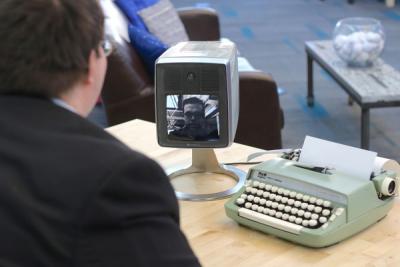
[0,0,200,266]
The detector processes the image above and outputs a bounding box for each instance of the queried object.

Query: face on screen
[183,102,205,130]
[167,95,219,141]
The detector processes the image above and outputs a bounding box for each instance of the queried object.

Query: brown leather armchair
[101,6,284,150]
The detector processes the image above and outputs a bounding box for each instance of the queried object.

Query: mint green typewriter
[225,157,398,248]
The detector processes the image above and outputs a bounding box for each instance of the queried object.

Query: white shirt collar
[51,98,76,113]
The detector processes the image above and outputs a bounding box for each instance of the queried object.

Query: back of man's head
[0,0,104,97]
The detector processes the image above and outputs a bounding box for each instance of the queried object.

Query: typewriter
[224,151,399,248]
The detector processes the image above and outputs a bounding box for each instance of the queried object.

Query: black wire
[223,149,300,166]
[223,161,263,166]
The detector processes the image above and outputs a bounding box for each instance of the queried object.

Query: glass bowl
[333,17,385,67]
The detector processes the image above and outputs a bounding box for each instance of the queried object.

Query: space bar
[238,208,302,234]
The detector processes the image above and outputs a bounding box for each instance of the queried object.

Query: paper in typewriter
[299,136,377,181]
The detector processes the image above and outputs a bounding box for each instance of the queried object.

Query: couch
[101,4,284,150]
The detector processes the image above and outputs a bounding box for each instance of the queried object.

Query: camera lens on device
[187,72,195,81]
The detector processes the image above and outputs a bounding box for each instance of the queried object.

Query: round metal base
[169,165,246,201]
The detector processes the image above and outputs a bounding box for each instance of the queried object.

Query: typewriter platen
[224,150,399,248]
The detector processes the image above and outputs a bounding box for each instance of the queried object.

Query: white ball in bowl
[333,31,384,66]
[366,32,381,43]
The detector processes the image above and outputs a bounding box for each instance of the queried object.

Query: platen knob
[381,177,397,196]
[373,175,398,196]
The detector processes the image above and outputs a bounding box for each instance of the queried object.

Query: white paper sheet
[299,136,377,181]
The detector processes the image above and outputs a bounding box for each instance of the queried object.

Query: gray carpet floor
[167,0,400,161]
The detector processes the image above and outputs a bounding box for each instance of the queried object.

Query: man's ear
[84,50,98,86]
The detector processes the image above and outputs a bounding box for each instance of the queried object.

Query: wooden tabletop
[107,119,400,267]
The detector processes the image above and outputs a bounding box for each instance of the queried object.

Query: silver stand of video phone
[168,148,246,201]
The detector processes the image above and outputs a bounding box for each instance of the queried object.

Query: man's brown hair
[0,0,104,97]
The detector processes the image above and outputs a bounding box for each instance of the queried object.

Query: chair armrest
[235,71,284,150]
[177,7,220,41]
[101,41,155,126]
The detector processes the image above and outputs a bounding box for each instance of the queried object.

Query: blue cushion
[114,0,158,31]
[132,0,158,10]
[128,24,168,76]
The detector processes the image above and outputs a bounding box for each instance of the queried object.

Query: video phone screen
[166,94,220,141]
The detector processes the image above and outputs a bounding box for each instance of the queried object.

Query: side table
[344,0,395,7]
[305,40,400,149]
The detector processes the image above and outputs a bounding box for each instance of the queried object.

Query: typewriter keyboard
[236,180,342,234]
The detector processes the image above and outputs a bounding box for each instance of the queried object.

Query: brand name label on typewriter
[257,171,283,183]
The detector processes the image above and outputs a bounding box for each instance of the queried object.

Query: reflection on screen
[167,94,219,141]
